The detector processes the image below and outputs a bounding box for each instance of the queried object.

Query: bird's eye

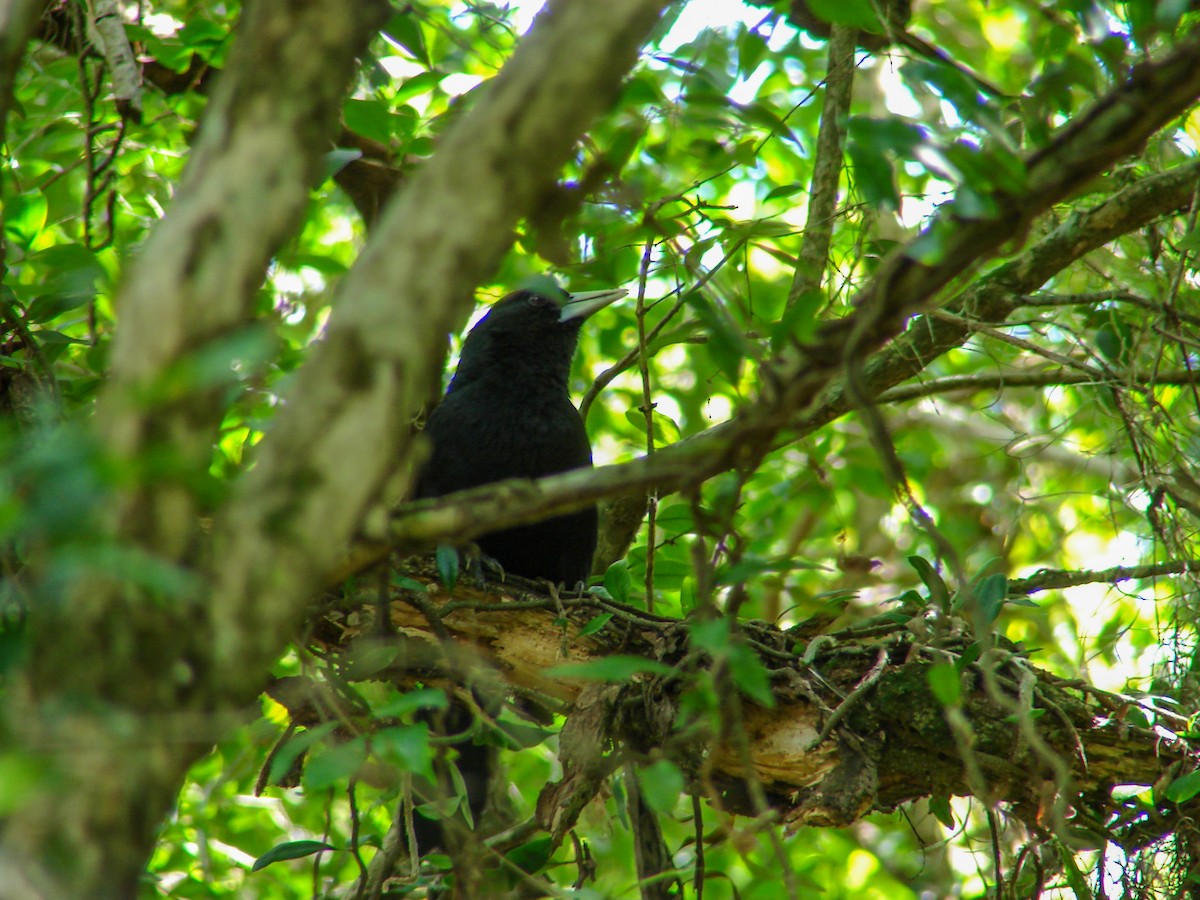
[526,293,554,309]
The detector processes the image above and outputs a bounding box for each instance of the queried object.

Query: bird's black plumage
[408,285,622,859]
[416,286,625,586]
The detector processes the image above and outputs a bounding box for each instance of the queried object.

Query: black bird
[417,284,626,586]
[408,284,623,857]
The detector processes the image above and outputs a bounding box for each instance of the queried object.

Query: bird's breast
[420,384,592,495]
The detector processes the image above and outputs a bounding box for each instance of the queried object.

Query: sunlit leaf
[251,841,337,872]
[927,664,961,707]
[637,760,685,814]
[303,736,368,790]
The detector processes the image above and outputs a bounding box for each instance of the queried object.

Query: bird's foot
[479,553,507,583]
[461,544,506,588]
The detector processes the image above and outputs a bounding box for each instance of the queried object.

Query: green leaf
[303,735,368,790]
[973,573,1008,623]
[729,643,775,707]
[737,27,769,77]
[763,182,805,203]
[624,407,682,445]
[372,688,447,719]
[25,293,91,325]
[687,291,748,386]
[845,117,925,212]
[177,19,227,49]
[341,640,398,679]
[687,617,729,654]
[152,326,274,399]
[493,720,556,750]
[655,502,695,535]
[543,655,674,682]
[343,98,395,145]
[806,0,889,32]
[505,836,554,875]
[383,12,431,67]
[140,34,193,72]
[738,101,802,149]
[848,116,924,156]
[3,190,47,247]
[847,140,899,211]
[770,287,822,350]
[928,795,955,828]
[680,577,697,615]
[637,760,685,814]
[904,60,986,122]
[390,573,429,593]
[436,544,459,590]
[1057,843,1094,898]
[954,641,983,673]
[0,753,47,816]
[1095,321,1132,364]
[908,556,949,608]
[578,613,614,637]
[1007,593,1041,608]
[603,560,632,604]
[716,554,821,586]
[908,221,949,265]
[372,725,434,781]
[268,725,336,786]
[251,840,337,872]
[1164,770,1200,803]
[927,664,961,706]
[1178,227,1200,254]
[27,244,106,320]
[1002,708,1046,723]
[1156,0,1191,29]
[394,71,445,105]
[279,252,350,276]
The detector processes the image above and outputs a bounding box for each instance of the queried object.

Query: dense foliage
[4,0,1200,897]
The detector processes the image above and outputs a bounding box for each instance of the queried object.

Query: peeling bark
[322,562,1196,852]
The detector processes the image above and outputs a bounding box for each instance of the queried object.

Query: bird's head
[448,284,626,393]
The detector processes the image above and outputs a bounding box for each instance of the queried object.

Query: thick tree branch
[324,566,1197,845]
[95,0,390,558]
[0,0,49,276]
[878,369,1200,404]
[86,0,142,121]
[1009,559,1200,595]
[2,4,390,896]
[0,0,47,146]
[788,23,855,306]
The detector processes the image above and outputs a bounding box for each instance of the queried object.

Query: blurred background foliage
[4,0,1200,896]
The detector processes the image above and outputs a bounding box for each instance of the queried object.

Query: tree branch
[322,564,1197,847]
[1009,560,1200,595]
[788,23,855,307]
[878,369,1200,404]
[95,0,391,559]
[0,0,46,128]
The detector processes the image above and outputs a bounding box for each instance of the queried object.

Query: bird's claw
[462,544,506,588]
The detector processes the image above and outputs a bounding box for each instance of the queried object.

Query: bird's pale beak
[559,288,627,323]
